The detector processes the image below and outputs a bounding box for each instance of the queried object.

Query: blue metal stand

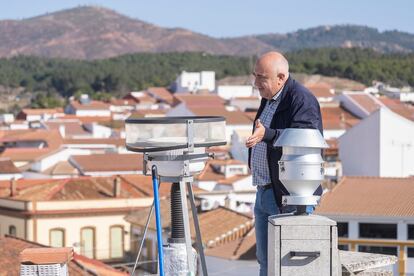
[152,165,164,276]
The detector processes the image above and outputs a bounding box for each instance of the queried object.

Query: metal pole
[179,180,195,274]
[130,197,155,276]
[152,165,165,276]
[187,181,208,276]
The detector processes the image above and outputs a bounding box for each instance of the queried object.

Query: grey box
[268,214,339,276]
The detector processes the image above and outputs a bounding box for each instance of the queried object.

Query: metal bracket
[143,153,149,176]
[186,119,194,153]
[145,153,209,161]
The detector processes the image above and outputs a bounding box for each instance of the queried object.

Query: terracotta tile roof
[120,174,173,198]
[70,100,110,110]
[70,153,143,173]
[197,207,253,247]
[347,93,384,114]
[0,148,52,163]
[125,202,253,247]
[321,105,360,130]
[0,176,150,201]
[44,121,90,137]
[0,158,21,174]
[63,137,124,147]
[110,98,136,106]
[315,176,414,217]
[0,235,125,275]
[205,228,256,260]
[19,108,64,116]
[129,109,167,118]
[20,247,73,264]
[174,93,226,107]
[188,106,251,125]
[42,161,78,176]
[0,129,63,149]
[306,83,335,99]
[378,97,414,122]
[59,115,112,124]
[146,87,175,105]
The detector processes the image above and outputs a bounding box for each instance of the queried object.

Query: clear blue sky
[1,0,413,38]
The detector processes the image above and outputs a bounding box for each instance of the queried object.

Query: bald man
[246,52,323,276]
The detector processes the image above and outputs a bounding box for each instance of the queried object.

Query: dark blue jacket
[248,76,323,207]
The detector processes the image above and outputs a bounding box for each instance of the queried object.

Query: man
[246,51,323,276]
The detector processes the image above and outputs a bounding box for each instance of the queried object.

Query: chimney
[10,178,17,197]
[113,176,121,197]
[20,247,73,276]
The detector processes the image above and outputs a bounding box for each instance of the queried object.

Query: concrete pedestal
[268,214,339,276]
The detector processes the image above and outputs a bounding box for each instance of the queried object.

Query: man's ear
[277,72,286,82]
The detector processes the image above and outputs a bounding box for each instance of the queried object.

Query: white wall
[36,215,131,260]
[217,86,253,100]
[379,109,414,177]
[339,111,380,176]
[75,110,111,117]
[175,71,215,93]
[0,173,22,180]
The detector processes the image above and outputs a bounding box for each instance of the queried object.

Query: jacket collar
[254,76,294,122]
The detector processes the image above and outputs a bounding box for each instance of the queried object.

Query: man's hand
[246,119,265,148]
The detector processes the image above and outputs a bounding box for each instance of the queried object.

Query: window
[110,226,124,259]
[359,223,397,239]
[81,227,95,259]
[408,247,414,258]
[359,245,397,256]
[9,225,16,237]
[338,245,349,251]
[337,222,349,238]
[50,228,65,247]
[408,224,414,240]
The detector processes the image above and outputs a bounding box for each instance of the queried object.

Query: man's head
[253,51,289,100]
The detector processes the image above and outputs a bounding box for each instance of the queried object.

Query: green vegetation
[0,49,413,105]
[286,48,414,87]
[0,53,252,100]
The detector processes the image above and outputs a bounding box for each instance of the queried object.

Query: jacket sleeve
[290,98,322,130]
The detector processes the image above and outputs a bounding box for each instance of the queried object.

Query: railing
[339,238,414,276]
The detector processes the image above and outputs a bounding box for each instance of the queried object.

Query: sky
[0,0,413,38]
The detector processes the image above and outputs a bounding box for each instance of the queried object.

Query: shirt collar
[270,85,284,102]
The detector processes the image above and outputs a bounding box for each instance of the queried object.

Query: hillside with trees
[0,48,413,110]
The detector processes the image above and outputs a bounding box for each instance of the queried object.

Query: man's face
[253,62,284,100]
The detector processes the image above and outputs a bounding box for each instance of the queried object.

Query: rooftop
[70,153,143,173]
[316,176,414,217]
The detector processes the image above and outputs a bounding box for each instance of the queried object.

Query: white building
[65,95,111,117]
[174,71,215,93]
[217,85,254,100]
[0,176,154,261]
[0,113,14,124]
[339,108,414,177]
[316,176,414,275]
